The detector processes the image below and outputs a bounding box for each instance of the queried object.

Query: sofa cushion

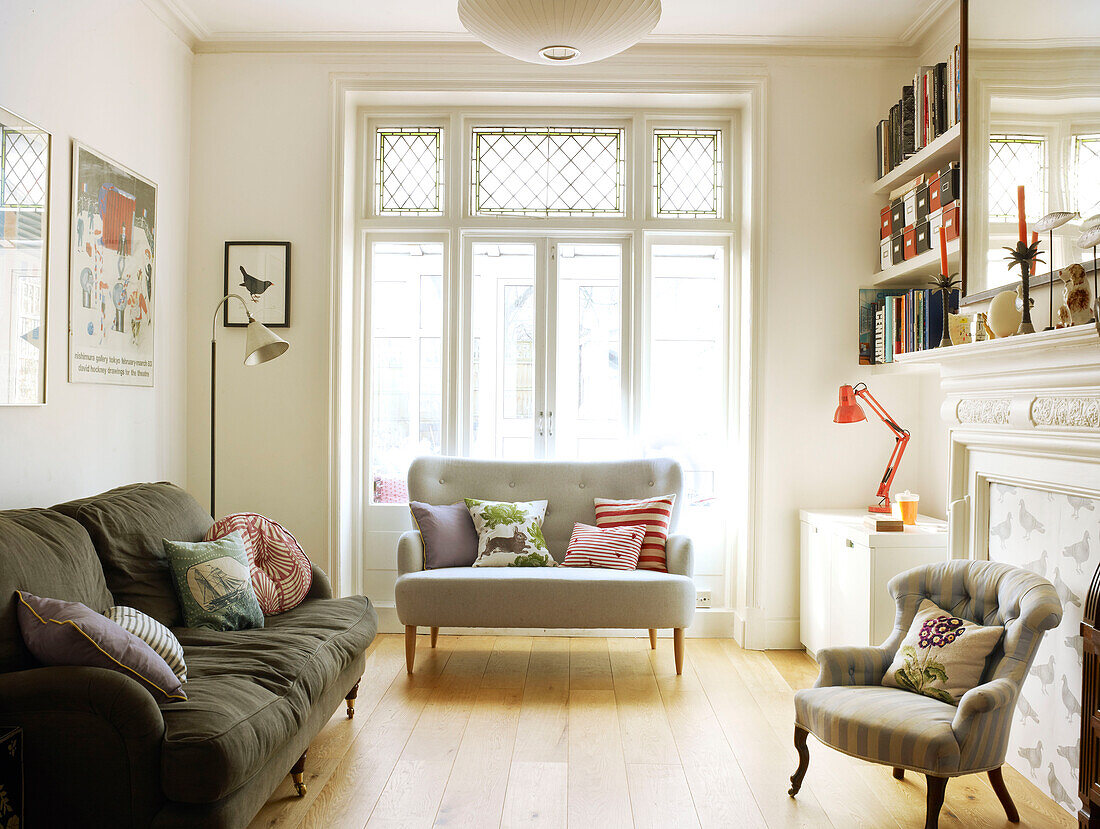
[395,568,695,629]
[0,508,113,673]
[164,533,265,632]
[53,482,213,628]
[160,595,377,803]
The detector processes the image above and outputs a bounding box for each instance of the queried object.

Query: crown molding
[899,0,958,48]
[140,0,209,48]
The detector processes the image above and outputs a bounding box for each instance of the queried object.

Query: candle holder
[1003,238,1044,335]
[927,272,961,347]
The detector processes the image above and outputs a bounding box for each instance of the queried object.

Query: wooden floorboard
[248,634,1076,829]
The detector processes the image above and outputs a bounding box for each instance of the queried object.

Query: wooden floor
[248,634,1074,829]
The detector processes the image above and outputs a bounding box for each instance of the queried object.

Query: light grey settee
[395,457,696,674]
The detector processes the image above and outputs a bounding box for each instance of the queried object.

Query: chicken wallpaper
[988,482,1097,814]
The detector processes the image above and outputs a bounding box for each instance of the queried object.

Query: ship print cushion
[464,498,554,567]
[163,531,265,631]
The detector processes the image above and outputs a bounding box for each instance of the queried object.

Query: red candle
[1017,185,1027,243]
[938,226,949,277]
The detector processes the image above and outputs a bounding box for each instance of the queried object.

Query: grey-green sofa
[0,482,377,828]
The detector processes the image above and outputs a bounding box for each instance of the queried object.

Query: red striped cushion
[562,523,645,571]
[205,513,312,615]
[593,495,676,572]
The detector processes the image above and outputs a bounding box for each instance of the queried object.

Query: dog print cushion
[464,498,554,567]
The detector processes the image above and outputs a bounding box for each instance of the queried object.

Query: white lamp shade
[244,320,289,365]
[458,0,661,66]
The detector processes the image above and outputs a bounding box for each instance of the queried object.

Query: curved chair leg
[988,767,1020,823]
[291,749,308,796]
[345,680,360,719]
[788,725,810,796]
[649,629,657,650]
[893,767,905,780]
[430,627,439,648]
[405,625,417,674]
[925,775,947,829]
[673,628,684,675]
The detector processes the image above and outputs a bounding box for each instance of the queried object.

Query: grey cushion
[395,567,695,629]
[409,501,479,568]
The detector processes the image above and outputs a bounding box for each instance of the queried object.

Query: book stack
[859,287,960,365]
[875,44,961,177]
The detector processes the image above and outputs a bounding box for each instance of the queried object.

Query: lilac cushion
[409,501,479,569]
[15,590,186,702]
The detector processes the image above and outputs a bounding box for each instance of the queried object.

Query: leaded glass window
[470,127,625,217]
[653,129,723,218]
[987,134,1047,222]
[1,127,48,207]
[375,127,444,216]
[1074,133,1100,218]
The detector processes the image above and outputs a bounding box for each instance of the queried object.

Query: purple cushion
[409,501,479,569]
[15,591,186,702]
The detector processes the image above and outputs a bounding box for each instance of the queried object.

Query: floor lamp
[210,294,289,517]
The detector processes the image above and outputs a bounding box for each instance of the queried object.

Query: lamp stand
[210,337,217,519]
[853,383,911,514]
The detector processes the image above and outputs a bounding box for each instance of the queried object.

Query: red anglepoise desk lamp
[834,383,911,514]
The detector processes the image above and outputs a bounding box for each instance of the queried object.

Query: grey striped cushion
[104,606,187,682]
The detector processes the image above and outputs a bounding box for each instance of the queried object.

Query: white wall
[0,0,192,506]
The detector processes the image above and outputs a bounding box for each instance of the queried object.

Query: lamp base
[868,503,893,514]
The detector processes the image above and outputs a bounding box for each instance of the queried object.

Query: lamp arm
[210,293,253,342]
[854,383,911,508]
[853,384,908,439]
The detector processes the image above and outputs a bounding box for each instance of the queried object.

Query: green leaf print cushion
[464,498,554,567]
[163,531,265,631]
[882,599,1004,704]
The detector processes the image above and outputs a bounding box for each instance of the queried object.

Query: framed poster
[223,241,290,327]
[68,142,156,386]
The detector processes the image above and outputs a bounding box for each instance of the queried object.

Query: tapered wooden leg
[673,628,684,675]
[648,629,657,650]
[925,775,947,829]
[430,627,439,648]
[405,625,417,674]
[788,726,810,796]
[345,680,360,719]
[987,767,1019,822]
[291,749,308,796]
[893,767,905,780]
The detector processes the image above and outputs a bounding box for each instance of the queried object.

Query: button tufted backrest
[407,457,683,561]
[885,560,1063,688]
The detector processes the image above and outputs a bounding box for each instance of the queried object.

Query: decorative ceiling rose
[458,0,662,66]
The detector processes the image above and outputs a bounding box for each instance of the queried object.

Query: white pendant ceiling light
[457,0,662,66]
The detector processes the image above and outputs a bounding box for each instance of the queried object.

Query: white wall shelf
[874,238,959,288]
[873,122,961,197]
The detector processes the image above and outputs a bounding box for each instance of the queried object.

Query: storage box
[880,238,892,270]
[914,221,932,255]
[880,206,892,240]
[928,207,943,240]
[928,172,942,212]
[938,162,960,205]
[903,190,917,227]
[942,201,960,241]
[903,225,916,260]
[915,183,931,223]
[891,233,905,265]
[890,199,905,234]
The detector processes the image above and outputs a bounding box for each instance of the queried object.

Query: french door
[462,236,630,460]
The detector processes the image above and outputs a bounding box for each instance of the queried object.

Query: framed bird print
[223,241,290,327]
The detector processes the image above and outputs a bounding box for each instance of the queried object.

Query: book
[901,85,915,160]
[860,289,906,363]
[875,306,885,364]
[865,516,904,532]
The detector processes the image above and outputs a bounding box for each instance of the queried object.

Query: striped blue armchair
[788,560,1062,829]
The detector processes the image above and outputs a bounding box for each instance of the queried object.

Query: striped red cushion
[562,523,645,570]
[593,495,676,572]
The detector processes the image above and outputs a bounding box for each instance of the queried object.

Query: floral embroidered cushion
[464,498,554,567]
[882,599,1005,704]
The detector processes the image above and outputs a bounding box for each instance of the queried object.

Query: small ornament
[947,313,971,345]
[1058,263,1096,326]
[988,290,1022,338]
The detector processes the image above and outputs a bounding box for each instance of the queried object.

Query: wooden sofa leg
[893,767,905,780]
[988,767,1019,823]
[648,629,657,650]
[345,680,360,719]
[405,625,417,674]
[925,775,947,829]
[788,725,810,796]
[673,628,684,675]
[431,627,439,648]
[291,750,308,797]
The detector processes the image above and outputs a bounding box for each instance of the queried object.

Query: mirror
[0,106,50,404]
[965,0,1100,306]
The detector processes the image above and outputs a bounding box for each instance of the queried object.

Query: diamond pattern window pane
[471,127,624,217]
[2,128,48,207]
[987,134,1047,222]
[653,129,722,218]
[376,128,443,215]
[1074,134,1100,218]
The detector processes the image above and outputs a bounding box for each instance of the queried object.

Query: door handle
[547,411,554,437]
[536,411,545,436]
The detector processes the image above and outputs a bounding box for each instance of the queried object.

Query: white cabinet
[799,509,948,658]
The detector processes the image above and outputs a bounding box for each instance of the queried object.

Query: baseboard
[373,602,736,638]
[733,606,767,650]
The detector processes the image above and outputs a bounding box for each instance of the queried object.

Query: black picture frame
[223,241,291,328]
